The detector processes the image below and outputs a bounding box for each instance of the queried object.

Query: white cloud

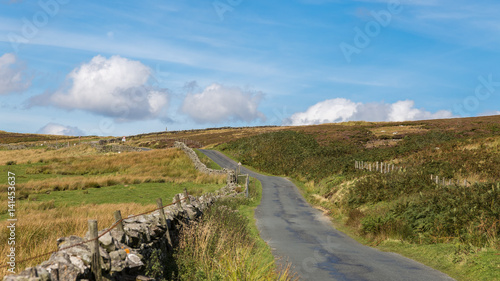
[31,55,168,121]
[0,53,31,95]
[478,110,500,117]
[285,98,454,125]
[37,123,85,136]
[182,83,265,123]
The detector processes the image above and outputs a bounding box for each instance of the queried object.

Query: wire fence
[355,160,474,187]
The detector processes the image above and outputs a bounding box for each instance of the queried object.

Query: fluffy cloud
[30,55,168,121]
[478,110,500,117]
[37,123,85,136]
[285,98,454,125]
[182,83,265,123]
[0,53,31,95]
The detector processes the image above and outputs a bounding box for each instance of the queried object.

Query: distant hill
[0,130,77,144]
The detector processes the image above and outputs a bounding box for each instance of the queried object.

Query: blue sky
[1,0,499,136]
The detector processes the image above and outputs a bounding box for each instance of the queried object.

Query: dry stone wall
[4,143,240,281]
[174,141,231,176]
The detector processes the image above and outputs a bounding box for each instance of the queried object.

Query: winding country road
[200,149,455,281]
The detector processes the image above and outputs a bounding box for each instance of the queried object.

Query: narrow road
[199,149,455,281]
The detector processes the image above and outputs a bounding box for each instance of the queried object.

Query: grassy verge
[173,178,296,280]
[378,241,500,281]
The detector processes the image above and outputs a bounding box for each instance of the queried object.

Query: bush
[5,160,16,165]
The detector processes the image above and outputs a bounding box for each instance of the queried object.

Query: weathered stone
[100,246,111,271]
[98,231,116,252]
[184,206,201,220]
[110,229,125,243]
[126,254,144,269]
[109,251,127,272]
[42,261,81,281]
[69,256,88,275]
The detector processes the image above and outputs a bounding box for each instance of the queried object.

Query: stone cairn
[4,143,240,281]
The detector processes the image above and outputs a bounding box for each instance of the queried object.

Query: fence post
[435,176,439,185]
[184,188,191,204]
[175,194,182,209]
[88,220,102,281]
[246,174,249,198]
[369,163,372,172]
[113,210,124,232]
[156,198,167,226]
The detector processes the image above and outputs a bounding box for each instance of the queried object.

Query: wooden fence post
[113,210,124,232]
[88,220,102,281]
[246,174,249,198]
[175,194,182,209]
[156,198,167,226]
[157,198,173,251]
[184,188,191,205]
[435,176,439,185]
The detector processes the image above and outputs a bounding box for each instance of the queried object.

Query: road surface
[199,149,455,281]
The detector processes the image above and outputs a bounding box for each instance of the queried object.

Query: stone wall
[4,144,240,281]
[4,187,242,281]
[174,141,232,177]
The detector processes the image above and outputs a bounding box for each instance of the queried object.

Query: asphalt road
[199,149,456,281]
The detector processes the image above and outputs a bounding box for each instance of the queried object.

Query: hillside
[212,115,500,281]
[1,115,499,280]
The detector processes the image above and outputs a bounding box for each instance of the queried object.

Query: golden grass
[0,144,98,165]
[0,202,156,276]
[176,204,297,280]
[0,147,226,196]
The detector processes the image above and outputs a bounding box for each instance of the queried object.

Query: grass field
[0,144,226,276]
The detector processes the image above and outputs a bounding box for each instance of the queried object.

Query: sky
[0,0,499,136]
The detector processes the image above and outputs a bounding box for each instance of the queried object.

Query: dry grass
[176,202,297,280]
[0,146,226,197]
[0,144,98,165]
[0,202,156,276]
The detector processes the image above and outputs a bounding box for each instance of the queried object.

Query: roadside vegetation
[218,116,500,281]
[171,178,296,281]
